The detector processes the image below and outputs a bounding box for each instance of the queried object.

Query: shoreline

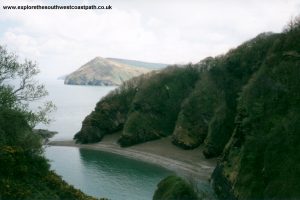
[48,134,217,181]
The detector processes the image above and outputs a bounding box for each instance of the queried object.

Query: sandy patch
[48,133,217,181]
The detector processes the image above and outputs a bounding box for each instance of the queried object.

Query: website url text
[3,5,112,11]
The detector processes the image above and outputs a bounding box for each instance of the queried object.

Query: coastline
[48,133,217,181]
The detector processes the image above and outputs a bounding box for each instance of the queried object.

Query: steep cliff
[74,21,300,199]
[212,26,300,199]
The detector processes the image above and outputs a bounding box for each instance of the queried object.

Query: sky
[0,0,300,78]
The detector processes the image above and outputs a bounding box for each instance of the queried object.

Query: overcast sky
[0,0,300,78]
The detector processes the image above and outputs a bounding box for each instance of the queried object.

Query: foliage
[0,109,42,152]
[0,46,55,127]
[74,74,148,143]
[119,65,198,146]
[75,66,199,146]
[0,109,100,199]
[202,32,280,158]
[283,15,300,32]
[74,18,300,199]
[172,59,222,149]
[75,32,278,152]
[153,176,198,200]
[215,27,300,199]
[0,46,100,200]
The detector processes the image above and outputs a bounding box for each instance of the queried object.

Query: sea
[37,79,173,200]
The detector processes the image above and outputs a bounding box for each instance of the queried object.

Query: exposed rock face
[64,57,159,86]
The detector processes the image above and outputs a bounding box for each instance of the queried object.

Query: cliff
[74,21,300,199]
[64,57,165,86]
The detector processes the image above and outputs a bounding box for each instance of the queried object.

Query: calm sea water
[45,146,173,200]
[37,79,115,140]
[40,80,173,200]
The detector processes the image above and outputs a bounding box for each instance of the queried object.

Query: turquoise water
[45,146,173,200]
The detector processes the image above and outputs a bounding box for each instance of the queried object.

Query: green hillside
[74,19,300,199]
[212,24,300,199]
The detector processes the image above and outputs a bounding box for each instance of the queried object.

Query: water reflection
[45,146,173,200]
[78,148,174,200]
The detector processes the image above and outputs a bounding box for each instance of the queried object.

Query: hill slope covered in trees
[74,20,300,199]
[0,46,103,200]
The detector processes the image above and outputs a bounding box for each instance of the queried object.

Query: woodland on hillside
[75,17,300,199]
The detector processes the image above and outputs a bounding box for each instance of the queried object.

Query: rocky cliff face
[64,57,151,86]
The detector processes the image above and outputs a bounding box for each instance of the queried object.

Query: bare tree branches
[0,46,19,84]
[283,15,300,32]
[0,45,55,127]
[0,48,47,103]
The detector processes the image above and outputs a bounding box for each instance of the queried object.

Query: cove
[44,146,174,200]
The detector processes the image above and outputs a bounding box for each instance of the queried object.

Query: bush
[153,176,198,200]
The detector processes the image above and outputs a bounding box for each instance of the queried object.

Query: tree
[283,15,300,32]
[0,45,55,127]
[0,46,100,200]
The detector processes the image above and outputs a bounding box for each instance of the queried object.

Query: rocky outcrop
[64,57,157,86]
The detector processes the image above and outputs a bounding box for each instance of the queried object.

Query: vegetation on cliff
[119,66,198,146]
[153,176,198,200]
[74,74,147,143]
[212,18,300,199]
[74,31,279,154]
[0,46,101,200]
[75,17,300,199]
